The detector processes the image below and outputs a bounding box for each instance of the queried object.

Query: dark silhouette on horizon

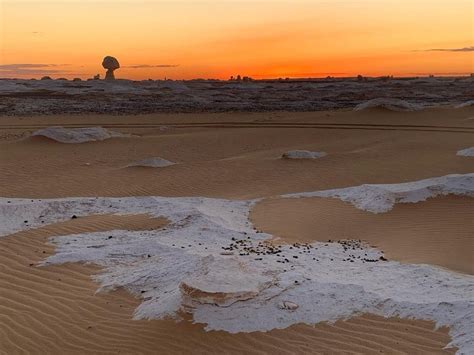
[102,56,120,80]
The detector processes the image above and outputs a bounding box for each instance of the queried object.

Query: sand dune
[0,215,455,354]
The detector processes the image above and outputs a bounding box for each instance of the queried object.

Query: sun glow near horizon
[0,0,472,80]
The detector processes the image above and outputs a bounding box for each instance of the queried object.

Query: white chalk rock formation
[455,100,474,108]
[282,150,327,159]
[31,126,126,143]
[354,98,422,112]
[102,56,120,80]
[127,157,176,168]
[181,257,273,307]
[284,173,474,213]
[457,147,474,157]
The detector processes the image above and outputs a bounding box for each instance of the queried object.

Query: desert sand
[1,106,472,353]
[251,195,473,274]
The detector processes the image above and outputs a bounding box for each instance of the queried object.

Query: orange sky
[0,0,472,79]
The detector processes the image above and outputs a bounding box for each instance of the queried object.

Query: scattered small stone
[279,301,299,311]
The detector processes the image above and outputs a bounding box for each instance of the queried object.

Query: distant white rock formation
[31,126,126,143]
[102,56,120,80]
[455,100,474,108]
[457,147,474,157]
[127,157,176,168]
[284,173,474,213]
[354,98,422,112]
[282,150,327,159]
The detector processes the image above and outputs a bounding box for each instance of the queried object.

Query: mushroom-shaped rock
[102,56,120,80]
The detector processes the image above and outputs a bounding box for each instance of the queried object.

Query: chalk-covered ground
[284,173,474,213]
[1,174,473,353]
[0,76,472,115]
[457,147,474,157]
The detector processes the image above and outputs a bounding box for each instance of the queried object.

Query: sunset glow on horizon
[1,0,472,80]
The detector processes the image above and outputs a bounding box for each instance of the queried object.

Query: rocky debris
[279,301,299,311]
[219,236,387,265]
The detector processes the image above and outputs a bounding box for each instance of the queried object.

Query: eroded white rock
[455,100,474,109]
[127,157,176,168]
[354,98,422,112]
[31,126,126,143]
[457,147,474,157]
[279,301,299,311]
[181,256,274,307]
[282,150,327,159]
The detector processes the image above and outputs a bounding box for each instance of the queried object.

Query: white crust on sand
[455,100,474,109]
[1,175,473,353]
[126,157,176,168]
[284,173,474,213]
[457,147,474,157]
[282,150,327,159]
[354,98,422,112]
[31,126,126,143]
